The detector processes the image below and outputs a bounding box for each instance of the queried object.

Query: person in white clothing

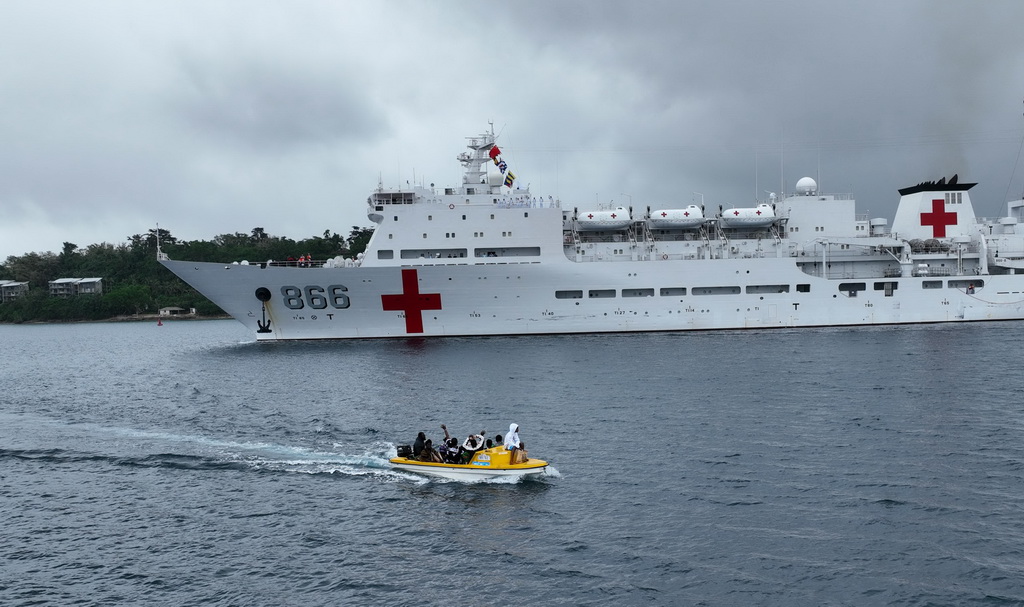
[504,423,523,462]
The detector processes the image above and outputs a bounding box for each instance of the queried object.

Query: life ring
[662,254,668,260]
[449,203,455,209]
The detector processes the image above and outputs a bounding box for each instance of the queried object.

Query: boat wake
[120,431,425,482]
[0,413,426,482]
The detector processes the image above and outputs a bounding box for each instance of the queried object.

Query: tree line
[0,226,374,323]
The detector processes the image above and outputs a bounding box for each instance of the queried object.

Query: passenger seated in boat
[419,439,441,462]
[505,423,524,463]
[461,431,486,463]
[413,432,427,458]
[437,424,461,463]
[438,437,460,464]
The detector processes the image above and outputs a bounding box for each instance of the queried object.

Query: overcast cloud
[2,0,1024,261]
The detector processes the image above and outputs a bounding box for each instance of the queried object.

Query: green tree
[103,284,154,316]
[0,223,375,323]
[348,227,374,257]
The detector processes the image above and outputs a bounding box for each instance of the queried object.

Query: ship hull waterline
[160,258,1024,341]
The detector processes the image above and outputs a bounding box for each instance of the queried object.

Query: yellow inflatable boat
[390,445,548,481]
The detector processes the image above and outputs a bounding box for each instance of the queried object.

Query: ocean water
[2,319,1024,606]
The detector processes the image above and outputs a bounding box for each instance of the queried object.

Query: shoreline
[2,314,232,326]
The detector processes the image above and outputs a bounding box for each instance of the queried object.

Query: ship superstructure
[160,126,1024,340]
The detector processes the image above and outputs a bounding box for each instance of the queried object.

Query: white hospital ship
[160,126,1024,340]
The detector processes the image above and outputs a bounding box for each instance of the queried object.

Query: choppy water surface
[2,320,1024,605]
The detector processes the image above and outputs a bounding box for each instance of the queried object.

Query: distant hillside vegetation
[0,226,373,323]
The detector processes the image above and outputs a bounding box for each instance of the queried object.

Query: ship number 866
[280,285,350,310]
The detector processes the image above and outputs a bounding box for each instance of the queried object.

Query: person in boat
[436,426,460,464]
[419,438,442,463]
[439,424,455,459]
[504,423,524,463]
[461,431,486,463]
[412,431,427,458]
[439,437,460,464]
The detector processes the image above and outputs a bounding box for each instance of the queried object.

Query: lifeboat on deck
[390,445,548,481]
[575,207,632,231]
[718,203,776,228]
[648,205,706,229]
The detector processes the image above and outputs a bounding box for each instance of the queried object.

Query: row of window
[555,284,798,299]
[390,211,532,222]
[377,247,542,260]
[554,279,983,300]
[789,226,868,233]
[790,226,864,233]
[385,230,516,237]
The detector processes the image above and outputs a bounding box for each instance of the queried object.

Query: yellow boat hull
[390,446,547,481]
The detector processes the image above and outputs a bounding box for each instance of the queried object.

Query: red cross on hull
[381,269,442,333]
[920,198,958,238]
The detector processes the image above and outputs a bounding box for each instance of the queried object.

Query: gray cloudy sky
[3,0,1024,261]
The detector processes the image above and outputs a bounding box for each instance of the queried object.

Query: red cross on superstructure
[381,269,442,334]
[920,198,957,238]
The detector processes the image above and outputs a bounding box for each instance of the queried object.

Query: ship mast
[457,123,499,194]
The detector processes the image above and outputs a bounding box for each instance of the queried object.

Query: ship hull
[161,258,1024,340]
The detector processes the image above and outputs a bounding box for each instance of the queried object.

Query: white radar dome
[795,177,817,195]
